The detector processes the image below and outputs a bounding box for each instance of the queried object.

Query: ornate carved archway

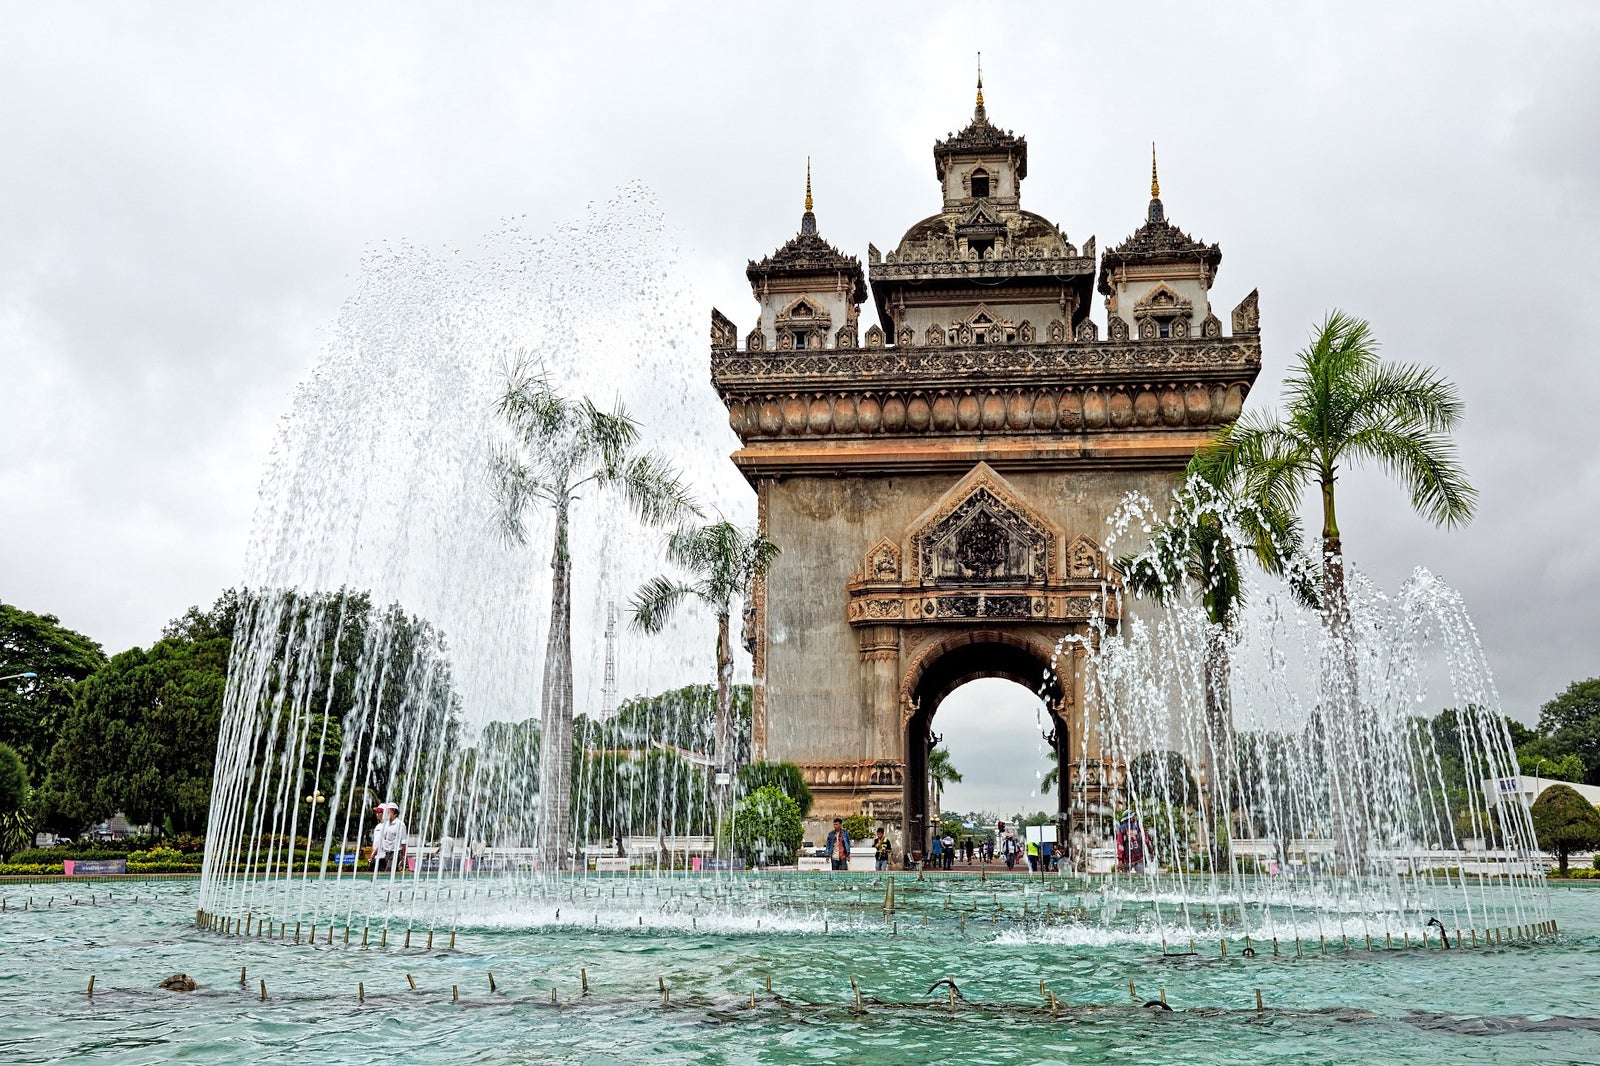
[837,463,1118,851]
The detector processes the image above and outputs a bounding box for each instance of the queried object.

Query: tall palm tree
[1196,310,1475,868]
[493,367,700,869]
[1196,310,1475,642]
[927,746,962,826]
[629,520,779,816]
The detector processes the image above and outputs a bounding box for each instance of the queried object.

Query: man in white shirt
[372,803,407,874]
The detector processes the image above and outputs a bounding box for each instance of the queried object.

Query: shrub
[725,785,803,867]
[1530,784,1600,875]
[737,762,813,817]
[841,814,872,842]
[0,862,63,876]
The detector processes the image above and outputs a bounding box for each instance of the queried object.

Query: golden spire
[1150,142,1160,200]
[976,52,984,112]
[805,156,813,214]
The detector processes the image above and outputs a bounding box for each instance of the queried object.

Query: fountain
[194,193,1546,962]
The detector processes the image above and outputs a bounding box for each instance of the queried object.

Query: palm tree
[927,746,962,826]
[1117,459,1314,828]
[1040,747,1059,797]
[629,520,779,817]
[1196,310,1475,642]
[1197,310,1475,867]
[492,367,700,868]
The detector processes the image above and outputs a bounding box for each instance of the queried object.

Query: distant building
[1482,775,1600,809]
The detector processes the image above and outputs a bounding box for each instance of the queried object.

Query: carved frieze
[794,760,906,790]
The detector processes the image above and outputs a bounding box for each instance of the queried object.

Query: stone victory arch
[709,78,1261,850]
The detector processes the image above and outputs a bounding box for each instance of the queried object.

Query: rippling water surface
[4,876,1598,1065]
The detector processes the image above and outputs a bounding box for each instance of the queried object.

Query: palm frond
[581,397,643,478]
[496,368,572,446]
[629,576,698,634]
[604,451,702,528]
[1342,426,1478,528]
[1346,360,1466,437]
[487,445,545,545]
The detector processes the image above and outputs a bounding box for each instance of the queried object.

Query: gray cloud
[2,6,1596,814]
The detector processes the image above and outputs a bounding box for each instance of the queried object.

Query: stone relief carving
[863,538,901,583]
[1016,320,1036,343]
[1107,316,1130,342]
[907,465,1058,585]
[1067,534,1104,578]
[924,324,946,346]
[864,324,885,348]
[1047,319,1066,343]
[1232,288,1260,334]
[746,328,766,352]
[1075,319,1099,342]
[711,308,737,350]
[1201,312,1222,338]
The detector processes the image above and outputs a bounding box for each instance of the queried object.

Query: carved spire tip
[1150,142,1160,200]
[974,52,986,121]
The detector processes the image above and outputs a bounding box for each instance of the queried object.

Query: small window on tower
[971,169,990,198]
[794,332,808,350]
[1158,322,1171,339]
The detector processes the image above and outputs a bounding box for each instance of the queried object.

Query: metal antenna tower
[602,600,618,718]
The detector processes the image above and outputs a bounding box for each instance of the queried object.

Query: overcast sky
[2,4,1596,815]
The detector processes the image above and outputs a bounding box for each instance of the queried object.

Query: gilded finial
[1150,142,1160,200]
[801,157,817,235]
[974,53,986,122]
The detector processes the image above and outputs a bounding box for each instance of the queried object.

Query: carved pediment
[906,463,1061,586]
[856,537,902,584]
[1066,533,1106,579]
[1133,282,1194,318]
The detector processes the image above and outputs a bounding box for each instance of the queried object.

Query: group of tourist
[822,816,1077,873]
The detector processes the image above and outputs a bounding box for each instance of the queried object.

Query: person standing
[371,802,407,875]
[826,818,851,872]
[1026,838,1040,873]
[873,827,892,872]
[941,831,956,871]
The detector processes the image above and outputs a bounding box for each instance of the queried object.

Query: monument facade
[709,75,1261,852]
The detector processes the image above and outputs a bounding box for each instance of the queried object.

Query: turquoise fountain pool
[4,874,1596,1065]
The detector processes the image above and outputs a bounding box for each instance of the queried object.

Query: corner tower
[709,79,1263,859]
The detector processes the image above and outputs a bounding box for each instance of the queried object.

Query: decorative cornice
[713,336,1260,390]
[871,253,1094,283]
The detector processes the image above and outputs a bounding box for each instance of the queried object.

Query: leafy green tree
[737,761,813,817]
[1529,784,1600,875]
[631,520,778,806]
[1127,749,1198,810]
[572,747,712,842]
[1536,678,1600,786]
[725,785,803,867]
[0,742,30,859]
[1197,310,1475,644]
[0,602,106,780]
[42,636,229,834]
[493,369,700,867]
[605,684,753,769]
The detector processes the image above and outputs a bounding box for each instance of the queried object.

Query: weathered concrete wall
[762,462,1179,768]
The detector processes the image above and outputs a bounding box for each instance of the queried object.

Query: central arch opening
[902,634,1068,862]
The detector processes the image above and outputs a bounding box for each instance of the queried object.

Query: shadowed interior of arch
[903,638,1065,853]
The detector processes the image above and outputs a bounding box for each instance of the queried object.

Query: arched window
[970,169,990,199]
